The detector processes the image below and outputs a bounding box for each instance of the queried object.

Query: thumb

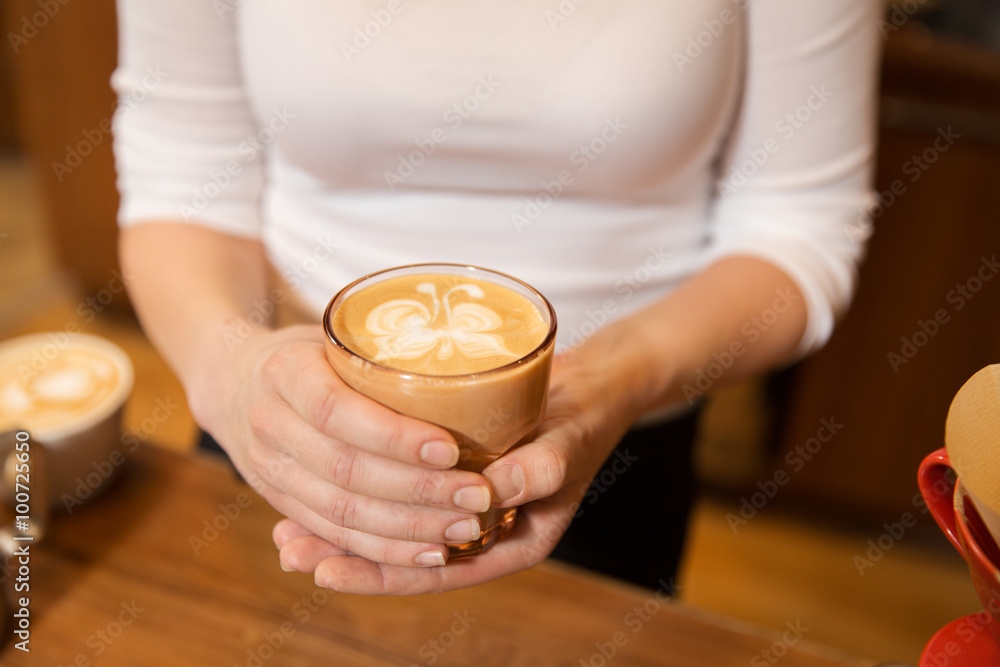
[483,431,580,508]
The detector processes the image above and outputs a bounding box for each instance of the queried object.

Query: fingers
[266,489,451,568]
[308,530,509,595]
[257,448,483,543]
[258,339,460,468]
[250,401,492,513]
[278,496,573,595]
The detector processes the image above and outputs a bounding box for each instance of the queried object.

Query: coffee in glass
[323,264,556,559]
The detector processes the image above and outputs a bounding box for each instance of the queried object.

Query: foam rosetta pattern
[366,282,519,365]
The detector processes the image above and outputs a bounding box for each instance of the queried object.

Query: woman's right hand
[187,324,494,568]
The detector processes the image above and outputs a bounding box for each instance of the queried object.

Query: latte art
[367,282,518,365]
[332,272,550,375]
[0,334,134,439]
[1,352,118,414]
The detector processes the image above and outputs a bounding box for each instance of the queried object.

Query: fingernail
[420,440,460,467]
[453,485,491,513]
[280,560,294,573]
[485,464,524,503]
[415,550,446,567]
[445,518,481,542]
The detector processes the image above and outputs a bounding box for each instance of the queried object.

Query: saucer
[920,615,1000,666]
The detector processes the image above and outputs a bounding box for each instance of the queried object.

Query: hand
[273,342,647,595]
[189,324,495,568]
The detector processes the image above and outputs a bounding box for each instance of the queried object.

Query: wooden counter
[0,445,871,666]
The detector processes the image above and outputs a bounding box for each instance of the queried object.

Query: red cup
[918,448,1000,650]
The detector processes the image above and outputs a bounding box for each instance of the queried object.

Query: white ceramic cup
[0,332,134,514]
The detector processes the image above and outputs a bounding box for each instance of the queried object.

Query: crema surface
[332,273,549,375]
[0,347,124,434]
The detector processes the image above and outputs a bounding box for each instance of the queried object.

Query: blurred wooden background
[1,0,122,302]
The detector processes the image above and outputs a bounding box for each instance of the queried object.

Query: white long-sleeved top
[112,0,880,355]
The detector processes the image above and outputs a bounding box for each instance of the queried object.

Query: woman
[112,0,880,595]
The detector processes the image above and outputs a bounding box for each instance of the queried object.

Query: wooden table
[0,445,872,666]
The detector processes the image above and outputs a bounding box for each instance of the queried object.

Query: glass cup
[322,264,557,560]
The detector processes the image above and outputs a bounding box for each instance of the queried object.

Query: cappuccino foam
[331,273,549,375]
[0,334,133,439]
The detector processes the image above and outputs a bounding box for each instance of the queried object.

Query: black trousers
[199,407,699,592]
[549,408,700,592]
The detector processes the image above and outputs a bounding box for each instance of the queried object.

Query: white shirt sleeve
[708,0,881,356]
[112,0,264,238]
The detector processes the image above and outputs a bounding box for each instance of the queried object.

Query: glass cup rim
[323,263,557,380]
